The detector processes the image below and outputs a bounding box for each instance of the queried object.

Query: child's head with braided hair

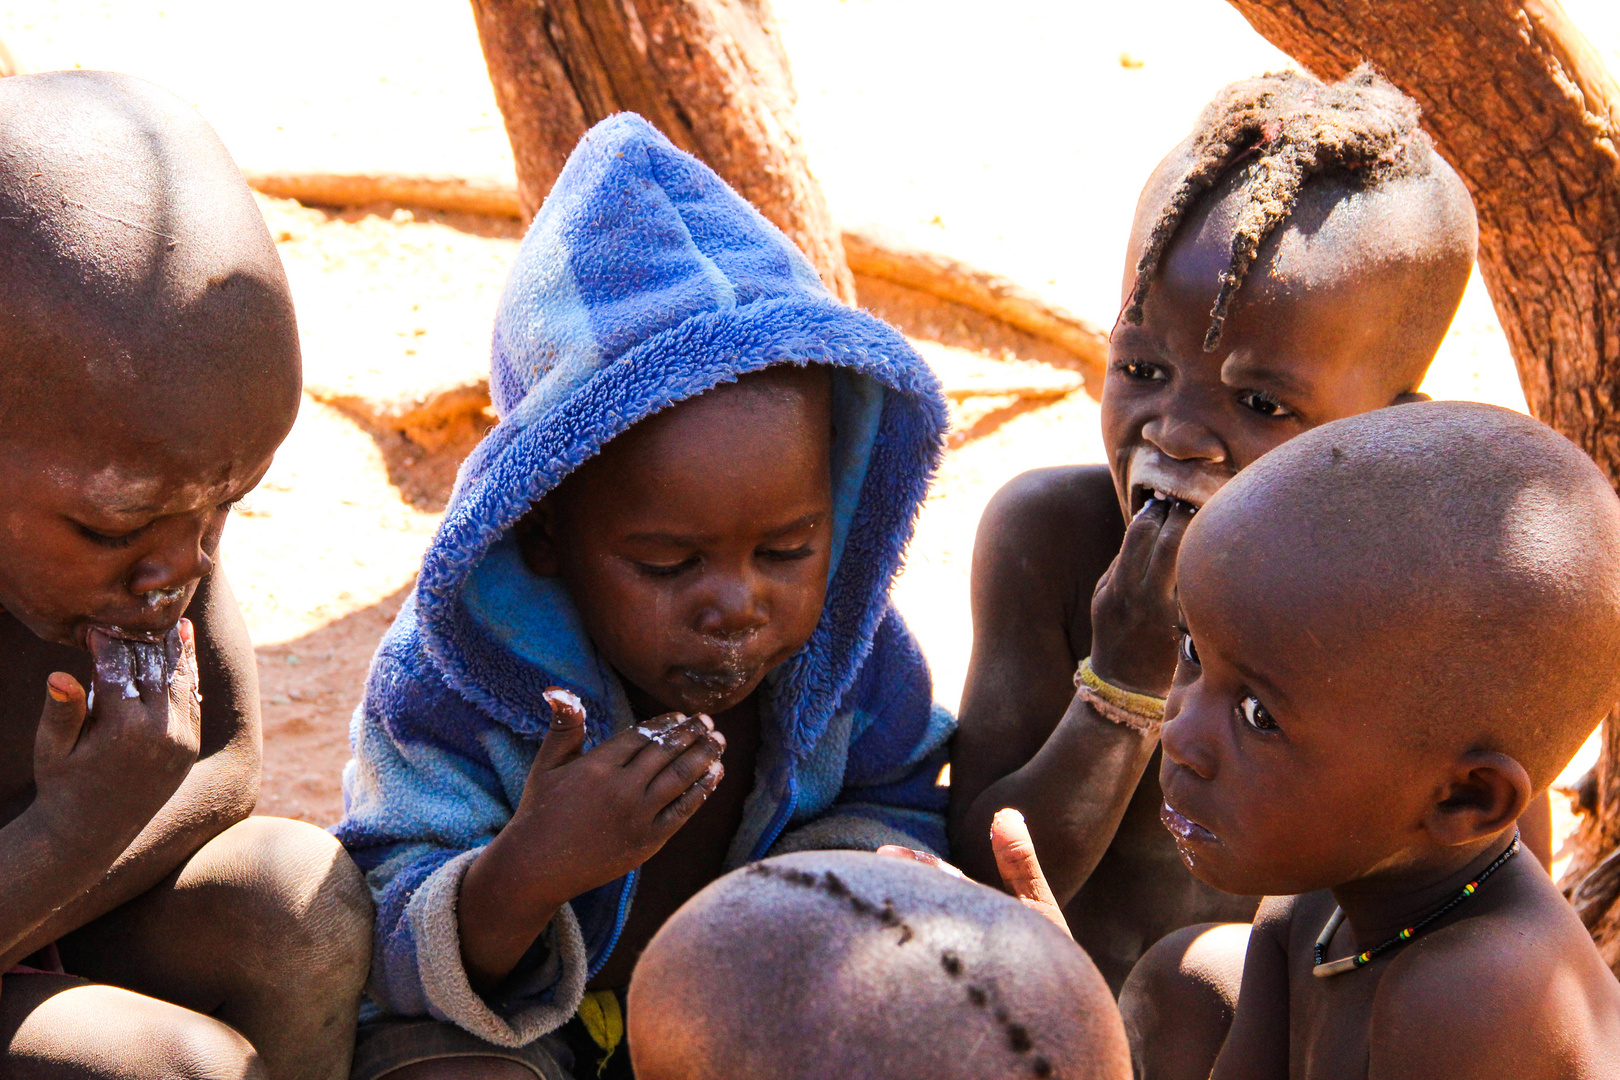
[1102,65,1477,524]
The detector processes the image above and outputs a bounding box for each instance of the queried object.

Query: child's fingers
[651,757,723,833]
[1141,500,1196,599]
[623,713,712,775]
[35,672,89,763]
[875,845,968,879]
[644,729,725,807]
[991,808,1072,937]
[1112,498,1170,589]
[163,620,202,749]
[531,687,588,772]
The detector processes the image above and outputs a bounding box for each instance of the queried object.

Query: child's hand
[502,688,726,908]
[1088,496,1196,698]
[31,620,202,854]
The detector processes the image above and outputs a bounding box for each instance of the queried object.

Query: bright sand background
[2,1,1614,856]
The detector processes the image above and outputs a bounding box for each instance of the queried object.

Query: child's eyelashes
[1236,389,1293,418]
[635,558,697,579]
[1113,358,1167,383]
[1238,694,1279,733]
[759,543,815,563]
[77,522,142,548]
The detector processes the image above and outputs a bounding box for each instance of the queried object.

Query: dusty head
[0,71,300,647]
[629,850,1130,1080]
[517,364,834,716]
[1159,402,1620,896]
[1104,66,1477,521]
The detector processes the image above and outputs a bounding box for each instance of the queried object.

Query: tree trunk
[468,0,854,301]
[1220,0,1620,960]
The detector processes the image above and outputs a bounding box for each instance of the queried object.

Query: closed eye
[77,523,143,549]
[759,544,814,563]
[636,557,698,578]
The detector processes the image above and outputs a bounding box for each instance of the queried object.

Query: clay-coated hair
[1125,65,1434,351]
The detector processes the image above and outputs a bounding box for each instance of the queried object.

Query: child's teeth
[1153,489,1168,501]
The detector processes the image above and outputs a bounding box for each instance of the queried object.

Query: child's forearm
[457,826,570,994]
[0,802,133,969]
[957,692,1159,905]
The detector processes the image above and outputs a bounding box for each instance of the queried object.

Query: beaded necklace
[1312,831,1521,978]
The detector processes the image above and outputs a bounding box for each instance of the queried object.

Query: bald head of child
[628,850,1131,1080]
[0,71,299,647]
[1108,66,1476,517]
[1160,401,1620,896]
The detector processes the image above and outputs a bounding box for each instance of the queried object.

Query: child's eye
[78,524,141,549]
[1238,694,1279,732]
[1237,390,1292,418]
[1115,359,1167,383]
[759,544,814,563]
[1179,631,1200,666]
[636,557,697,578]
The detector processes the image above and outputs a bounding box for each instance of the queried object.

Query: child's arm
[0,618,203,969]
[955,497,1192,899]
[5,570,259,961]
[1210,896,1293,1080]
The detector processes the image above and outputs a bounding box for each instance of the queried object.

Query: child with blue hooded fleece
[336,113,954,1080]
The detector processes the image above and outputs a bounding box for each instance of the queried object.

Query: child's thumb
[532,688,587,771]
[991,807,1071,937]
[36,672,89,763]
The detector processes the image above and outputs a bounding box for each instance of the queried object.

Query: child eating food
[630,850,1131,1080]
[0,71,371,1079]
[1123,401,1620,1078]
[337,114,955,1079]
[948,67,1517,990]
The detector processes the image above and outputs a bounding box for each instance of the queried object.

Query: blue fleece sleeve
[772,604,954,856]
[335,614,587,1047]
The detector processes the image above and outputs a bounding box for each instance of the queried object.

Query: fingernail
[710,731,727,751]
[995,807,1026,825]
[178,618,194,647]
[698,713,714,732]
[704,760,723,785]
[47,673,72,702]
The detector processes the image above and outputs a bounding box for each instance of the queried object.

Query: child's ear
[514,501,563,577]
[1392,390,1433,406]
[1423,749,1532,847]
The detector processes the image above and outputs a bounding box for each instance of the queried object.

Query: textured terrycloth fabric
[335,113,953,1046]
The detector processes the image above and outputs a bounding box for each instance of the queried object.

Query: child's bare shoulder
[979,464,1119,546]
[1369,885,1620,1079]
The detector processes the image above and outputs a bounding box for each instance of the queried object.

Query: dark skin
[946,160,1531,989]
[1141,434,1620,1080]
[0,71,374,1080]
[454,368,834,998]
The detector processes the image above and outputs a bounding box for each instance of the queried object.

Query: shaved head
[629,851,1131,1080]
[1186,401,1620,789]
[0,70,299,439]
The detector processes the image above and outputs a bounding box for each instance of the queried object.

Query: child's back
[338,114,954,1078]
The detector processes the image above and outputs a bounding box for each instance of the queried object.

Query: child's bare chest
[0,611,89,823]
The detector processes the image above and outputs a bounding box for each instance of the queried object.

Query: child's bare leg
[57,817,372,1080]
[1117,922,1248,1080]
[0,973,265,1079]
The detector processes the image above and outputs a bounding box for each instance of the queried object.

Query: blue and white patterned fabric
[334,114,953,1046]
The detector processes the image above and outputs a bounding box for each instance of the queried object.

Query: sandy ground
[0,2,1609,861]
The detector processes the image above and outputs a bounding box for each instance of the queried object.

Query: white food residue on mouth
[141,585,188,609]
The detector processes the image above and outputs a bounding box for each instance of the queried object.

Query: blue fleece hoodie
[335,114,953,1046]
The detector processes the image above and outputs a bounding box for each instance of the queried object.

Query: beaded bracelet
[1074,657,1166,734]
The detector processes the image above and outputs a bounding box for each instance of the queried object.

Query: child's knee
[162,1010,270,1080]
[1119,922,1247,1080]
[195,816,373,981]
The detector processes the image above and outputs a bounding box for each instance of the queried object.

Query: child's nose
[1159,690,1220,781]
[1141,414,1227,464]
[695,575,769,638]
[128,530,214,597]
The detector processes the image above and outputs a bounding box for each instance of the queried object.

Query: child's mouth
[1124,448,1228,516]
[1130,485,1203,518]
[1160,801,1218,845]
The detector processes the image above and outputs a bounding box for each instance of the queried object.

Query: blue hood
[416,113,947,758]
